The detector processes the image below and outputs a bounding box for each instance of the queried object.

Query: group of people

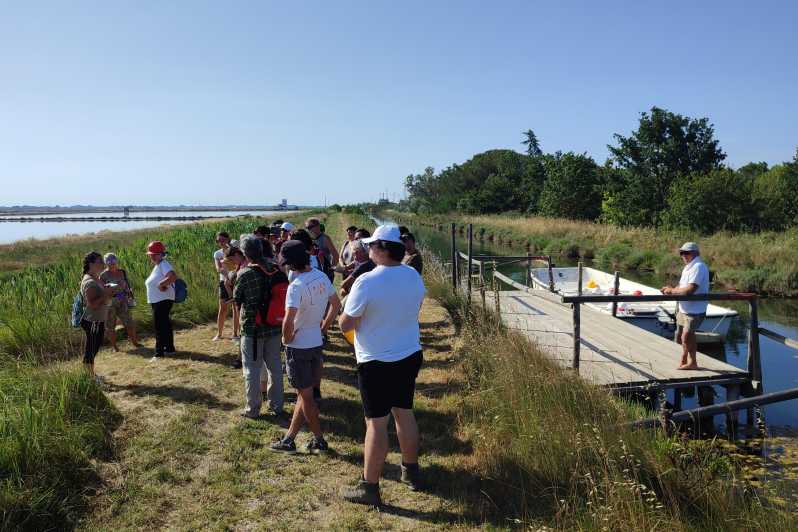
[77,217,427,506]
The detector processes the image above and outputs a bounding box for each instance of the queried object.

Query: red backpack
[253,264,289,327]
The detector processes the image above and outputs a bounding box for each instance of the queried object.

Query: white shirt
[285,268,336,349]
[344,264,425,363]
[146,259,175,304]
[288,255,319,282]
[213,249,225,281]
[678,256,709,315]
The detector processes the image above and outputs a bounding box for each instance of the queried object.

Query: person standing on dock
[338,224,426,506]
[661,242,709,370]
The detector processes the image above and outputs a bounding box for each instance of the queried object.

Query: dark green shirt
[233,264,279,337]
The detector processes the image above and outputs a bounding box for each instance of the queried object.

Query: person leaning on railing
[660,242,709,370]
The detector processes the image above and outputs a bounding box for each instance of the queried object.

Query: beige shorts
[676,311,705,334]
[106,299,133,329]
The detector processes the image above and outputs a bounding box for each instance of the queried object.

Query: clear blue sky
[1,1,796,206]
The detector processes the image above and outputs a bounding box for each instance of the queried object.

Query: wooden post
[526,253,532,288]
[577,261,583,296]
[450,223,457,293]
[467,224,473,305]
[658,389,672,436]
[547,256,555,292]
[673,387,683,412]
[493,266,501,316]
[479,261,484,288]
[611,271,620,317]
[747,298,763,394]
[725,384,741,438]
[572,302,581,372]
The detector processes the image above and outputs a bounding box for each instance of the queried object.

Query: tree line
[402,107,798,233]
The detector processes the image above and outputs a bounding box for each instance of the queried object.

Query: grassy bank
[387,210,798,296]
[419,250,795,529]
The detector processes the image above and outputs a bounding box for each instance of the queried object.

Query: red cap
[147,241,166,255]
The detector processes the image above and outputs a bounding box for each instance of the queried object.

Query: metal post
[611,271,620,317]
[450,223,457,293]
[572,302,581,372]
[577,261,583,296]
[747,298,763,394]
[526,253,532,288]
[467,224,473,305]
[547,256,555,292]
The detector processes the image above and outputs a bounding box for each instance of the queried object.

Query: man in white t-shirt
[270,240,340,455]
[338,224,426,507]
[661,242,710,370]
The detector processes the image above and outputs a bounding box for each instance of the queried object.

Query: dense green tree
[538,152,602,220]
[752,151,798,230]
[662,169,755,233]
[603,107,726,226]
[737,161,769,180]
[522,129,542,157]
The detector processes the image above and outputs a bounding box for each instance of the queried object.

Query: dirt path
[80,297,483,531]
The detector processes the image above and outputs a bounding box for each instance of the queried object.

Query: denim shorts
[285,346,323,390]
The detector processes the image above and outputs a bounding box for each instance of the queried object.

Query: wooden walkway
[485,288,748,389]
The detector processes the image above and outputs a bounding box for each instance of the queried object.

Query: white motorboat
[530,266,738,338]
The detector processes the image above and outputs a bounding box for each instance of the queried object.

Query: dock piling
[547,256,554,292]
[611,271,620,317]
[467,224,473,305]
[450,223,457,293]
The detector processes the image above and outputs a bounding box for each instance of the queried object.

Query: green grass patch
[0,365,119,530]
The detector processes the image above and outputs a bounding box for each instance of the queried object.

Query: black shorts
[218,280,232,301]
[286,346,323,390]
[357,350,423,419]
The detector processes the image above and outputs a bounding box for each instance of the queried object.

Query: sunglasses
[679,251,692,256]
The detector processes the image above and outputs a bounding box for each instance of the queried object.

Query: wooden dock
[485,287,748,389]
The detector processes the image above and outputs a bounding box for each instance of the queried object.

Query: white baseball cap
[280,222,295,232]
[679,242,699,253]
[361,224,403,245]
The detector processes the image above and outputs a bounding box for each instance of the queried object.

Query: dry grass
[77,300,482,530]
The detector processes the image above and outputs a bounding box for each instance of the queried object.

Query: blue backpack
[70,293,84,328]
[174,278,188,303]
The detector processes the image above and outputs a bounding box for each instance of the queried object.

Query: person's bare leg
[107,319,118,352]
[392,408,419,464]
[363,415,390,483]
[127,322,141,347]
[285,392,307,438]
[216,300,228,338]
[685,331,698,368]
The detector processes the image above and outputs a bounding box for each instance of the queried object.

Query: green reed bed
[0,215,306,363]
[421,251,795,530]
[390,210,798,296]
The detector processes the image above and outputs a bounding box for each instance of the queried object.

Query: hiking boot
[341,478,381,507]
[269,437,297,454]
[400,463,422,491]
[305,436,330,454]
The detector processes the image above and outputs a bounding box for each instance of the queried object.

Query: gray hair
[240,235,263,261]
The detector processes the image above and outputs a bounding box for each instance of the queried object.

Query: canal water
[0,210,288,244]
[397,219,798,431]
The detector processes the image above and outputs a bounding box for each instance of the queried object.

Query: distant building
[280,199,288,210]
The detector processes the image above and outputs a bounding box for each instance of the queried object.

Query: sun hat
[361,224,403,245]
[146,241,166,255]
[679,242,700,253]
[103,253,118,265]
[280,222,295,232]
[279,240,308,267]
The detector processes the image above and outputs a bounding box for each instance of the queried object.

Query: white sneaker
[212,335,222,341]
[149,356,160,363]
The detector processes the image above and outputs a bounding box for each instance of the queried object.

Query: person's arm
[340,275,355,296]
[282,307,298,344]
[662,283,698,295]
[158,264,177,291]
[338,312,360,333]
[214,252,225,274]
[321,293,341,334]
[85,283,110,309]
[325,236,339,267]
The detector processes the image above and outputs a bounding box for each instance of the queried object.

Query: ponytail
[82,251,102,275]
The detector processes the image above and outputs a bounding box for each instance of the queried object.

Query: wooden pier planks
[486,289,747,388]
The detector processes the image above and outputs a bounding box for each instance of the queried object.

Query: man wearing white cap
[661,242,710,370]
[338,224,425,506]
